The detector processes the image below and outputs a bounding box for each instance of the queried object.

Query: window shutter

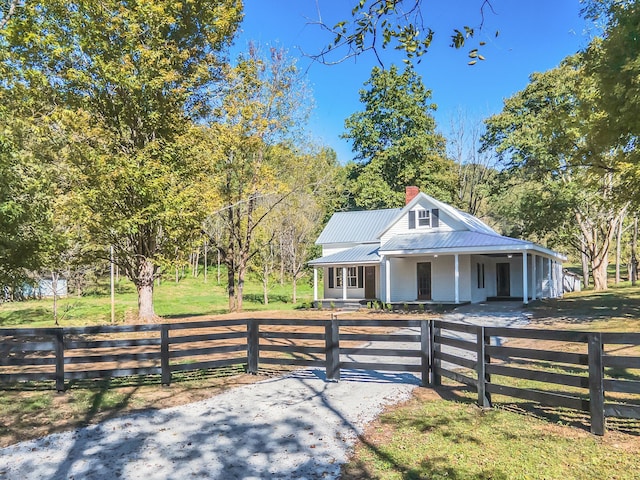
[358,266,364,288]
[408,210,416,229]
[432,208,440,227]
[328,267,334,288]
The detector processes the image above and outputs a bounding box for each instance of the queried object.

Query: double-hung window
[347,267,358,287]
[418,209,431,227]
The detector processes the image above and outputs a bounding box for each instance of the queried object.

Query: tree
[209,45,317,311]
[446,110,498,219]
[311,0,496,65]
[584,1,640,140]
[343,65,456,208]
[2,1,243,321]
[483,55,629,290]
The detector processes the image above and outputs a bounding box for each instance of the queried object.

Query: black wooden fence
[2,318,640,436]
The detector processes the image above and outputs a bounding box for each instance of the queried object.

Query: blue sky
[234,1,593,163]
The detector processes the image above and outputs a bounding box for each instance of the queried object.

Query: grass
[0,267,314,328]
[528,283,640,328]
[342,388,640,480]
[342,285,640,479]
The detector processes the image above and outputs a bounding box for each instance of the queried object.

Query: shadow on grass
[528,288,640,324]
[0,307,55,328]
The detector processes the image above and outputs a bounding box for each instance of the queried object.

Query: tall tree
[483,55,628,290]
[446,110,498,219]
[343,65,456,208]
[2,1,242,321]
[209,46,316,311]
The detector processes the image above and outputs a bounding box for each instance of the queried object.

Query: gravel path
[0,369,420,480]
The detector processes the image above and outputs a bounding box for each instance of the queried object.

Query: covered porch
[378,249,565,306]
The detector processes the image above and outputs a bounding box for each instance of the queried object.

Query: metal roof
[380,231,531,252]
[315,208,401,245]
[308,244,381,266]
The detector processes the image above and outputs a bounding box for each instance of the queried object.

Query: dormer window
[408,208,439,229]
[417,209,430,227]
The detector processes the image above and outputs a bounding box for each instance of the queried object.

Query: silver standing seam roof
[315,208,402,245]
[307,244,381,265]
[379,231,530,252]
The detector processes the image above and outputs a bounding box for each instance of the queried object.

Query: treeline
[1,1,638,322]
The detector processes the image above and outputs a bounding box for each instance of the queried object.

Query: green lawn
[342,388,640,480]
[0,267,314,328]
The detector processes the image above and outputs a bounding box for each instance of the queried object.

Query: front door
[365,266,376,299]
[496,263,511,297]
[417,262,432,300]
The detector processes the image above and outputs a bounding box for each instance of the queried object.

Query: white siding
[380,198,463,245]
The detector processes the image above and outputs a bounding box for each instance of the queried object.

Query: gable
[378,193,497,245]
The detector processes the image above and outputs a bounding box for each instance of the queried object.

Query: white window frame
[336,268,343,287]
[418,209,431,227]
[347,267,358,287]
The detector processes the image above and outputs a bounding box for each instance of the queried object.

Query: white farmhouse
[309,187,566,306]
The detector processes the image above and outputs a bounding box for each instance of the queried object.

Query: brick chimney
[405,186,420,205]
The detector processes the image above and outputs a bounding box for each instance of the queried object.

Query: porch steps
[337,302,363,312]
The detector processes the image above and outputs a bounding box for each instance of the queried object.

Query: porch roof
[308,244,381,266]
[379,230,565,260]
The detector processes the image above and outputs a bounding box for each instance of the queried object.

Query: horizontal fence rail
[2,318,640,435]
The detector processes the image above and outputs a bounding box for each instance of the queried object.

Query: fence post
[476,326,491,408]
[588,332,605,436]
[420,320,430,386]
[432,322,441,386]
[161,324,171,386]
[247,320,259,374]
[325,318,340,381]
[55,329,65,392]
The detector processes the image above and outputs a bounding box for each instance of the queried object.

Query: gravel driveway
[0,369,419,480]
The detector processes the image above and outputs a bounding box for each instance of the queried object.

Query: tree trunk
[217,249,221,285]
[263,264,269,305]
[237,262,245,312]
[193,249,200,277]
[616,216,623,284]
[592,255,609,291]
[135,259,157,322]
[580,236,590,289]
[292,275,297,304]
[51,271,59,326]
[227,260,236,312]
[204,239,208,283]
[632,215,638,286]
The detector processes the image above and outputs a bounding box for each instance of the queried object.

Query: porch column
[522,251,528,305]
[385,257,391,304]
[547,257,552,298]
[531,254,537,300]
[454,254,460,304]
[313,268,318,302]
[342,266,347,300]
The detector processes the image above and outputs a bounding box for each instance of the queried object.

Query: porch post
[547,257,552,298]
[342,266,347,300]
[454,253,460,304]
[313,268,318,302]
[522,251,528,305]
[385,257,391,304]
[531,254,537,300]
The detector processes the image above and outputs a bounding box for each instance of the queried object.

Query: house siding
[380,198,459,246]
